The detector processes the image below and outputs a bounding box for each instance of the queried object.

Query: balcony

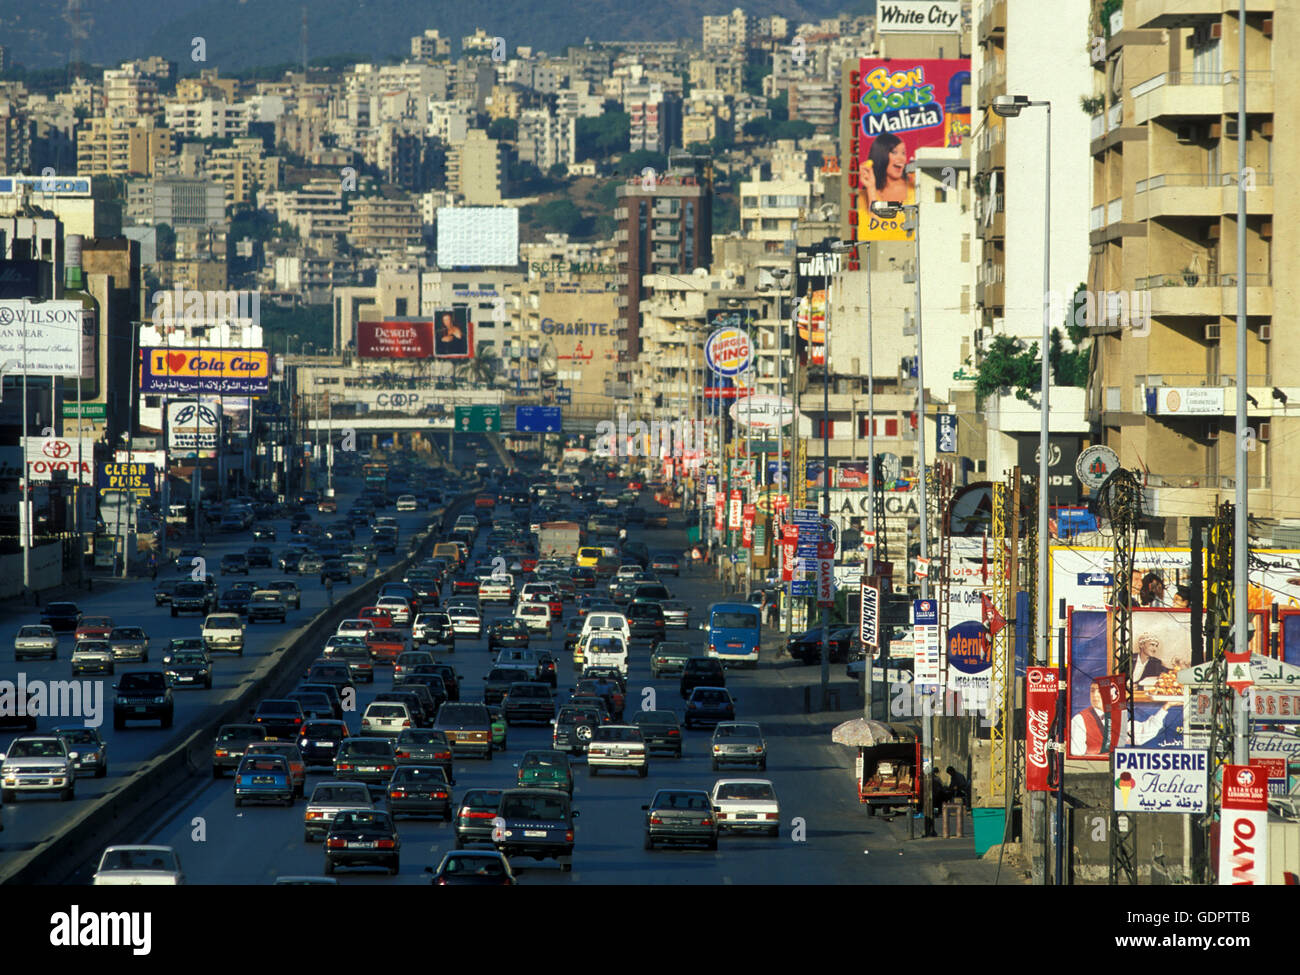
[1132,172,1274,220]
[1133,0,1273,29]
[978,0,1006,42]
[1130,71,1274,125]
[976,193,1004,239]
[1133,272,1273,317]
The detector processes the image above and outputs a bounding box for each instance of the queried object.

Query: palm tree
[454,346,500,386]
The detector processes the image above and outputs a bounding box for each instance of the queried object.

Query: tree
[488,117,518,142]
[155,223,176,261]
[576,109,630,160]
[973,334,1041,406]
[617,149,668,177]
[455,345,501,386]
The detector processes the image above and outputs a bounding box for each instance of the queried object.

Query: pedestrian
[945,766,971,807]
[766,597,779,628]
[149,552,158,580]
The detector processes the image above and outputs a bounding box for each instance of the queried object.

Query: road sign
[790,507,821,524]
[790,580,815,597]
[454,404,501,432]
[515,405,562,433]
[556,388,572,405]
[62,402,107,419]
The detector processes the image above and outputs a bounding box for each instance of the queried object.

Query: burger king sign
[705,327,752,377]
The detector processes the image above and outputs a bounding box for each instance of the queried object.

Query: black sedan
[786,625,856,664]
[162,648,213,689]
[247,546,274,569]
[501,682,555,726]
[297,720,350,767]
[426,851,516,885]
[643,789,718,850]
[221,553,249,575]
[453,788,504,848]
[320,560,351,584]
[487,619,530,652]
[324,810,400,875]
[219,589,253,616]
[484,667,531,707]
[393,728,455,781]
[387,765,453,820]
[40,602,82,632]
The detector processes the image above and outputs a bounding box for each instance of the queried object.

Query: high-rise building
[152,177,226,227]
[614,163,713,363]
[625,83,681,154]
[75,116,173,177]
[348,196,421,253]
[447,129,507,205]
[411,28,451,61]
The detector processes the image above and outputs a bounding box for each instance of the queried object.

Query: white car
[479,573,514,604]
[395,495,418,512]
[515,603,552,633]
[0,735,78,801]
[447,607,483,639]
[587,724,648,777]
[579,633,628,674]
[375,596,412,626]
[92,845,185,885]
[361,701,414,738]
[709,778,781,836]
[336,619,376,640]
[14,625,57,661]
[581,613,630,644]
[201,613,244,655]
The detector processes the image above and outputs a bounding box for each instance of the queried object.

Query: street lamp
[990,93,1052,671]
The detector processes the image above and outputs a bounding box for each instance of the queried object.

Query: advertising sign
[1074,444,1120,493]
[914,625,943,686]
[741,504,755,548]
[876,0,963,32]
[913,599,938,626]
[781,536,797,582]
[0,300,88,376]
[434,307,473,359]
[1112,748,1208,813]
[167,400,221,452]
[704,326,752,377]
[22,436,95,484]
[1017,434,1083,506]
[62,402,107,420]
[860,579,879,649]
[357,321,436,359]
[729,395,794,430]
[141,347,270,394]
[851,59,971,243]
[817,557,835,607]
[936,412,957,453]
[99,462,155,499]
[705,475,717,509]
[1219,764,1269,885]
[1026,667,1059,793]
[714,493,726,532]
[1146,386,1225,416]
[947,620,992,692]
[728,489,743,531]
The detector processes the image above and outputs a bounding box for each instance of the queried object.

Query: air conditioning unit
[1225,119,1239,137]
[1205,422,1219,441]
[1176,123,1199,144]
[1260,324,1272,342]
[1205,324,1221,341]
[1210,22,1222,39]
[1259,421,1271,442]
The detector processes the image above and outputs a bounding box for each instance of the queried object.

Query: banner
[357,321,436,359]
[1219,764,1269,885]
[741,504,755,548]
[714,493,725,532]
[1026,667,1058,792]
[851,58,971,242]
[1112,748,1208,813]
[817,556,835,607]
[434,307,473,359]
[781,536,797,582]
[728,489,743,531]
[141,347,270,394]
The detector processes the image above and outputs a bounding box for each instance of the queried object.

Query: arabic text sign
[0,300,85,376]
[1112,748,1208,814]
[141,347,270,394]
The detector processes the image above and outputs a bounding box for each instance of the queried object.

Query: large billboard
[0,300,92,377]
[436,207,519,268]
[434,307,474,359]
[167,400,221,453]
[850,58,971,242]
[357,321,435,359]
[21,436,95,484]
[141,347,270,394]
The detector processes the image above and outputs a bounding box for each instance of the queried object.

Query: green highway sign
[454,404,501,433]
[62,402,107,419]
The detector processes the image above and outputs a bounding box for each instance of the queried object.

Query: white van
[515,603,553,633]
[581,612,630,644]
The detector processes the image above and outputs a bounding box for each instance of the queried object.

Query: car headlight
[153,696,167,704]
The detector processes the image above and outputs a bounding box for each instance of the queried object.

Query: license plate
[134,707,147,713]
[727,643,742,649]
[253,776,275,784]
[738,813,756,819]
[360,766,377,772]
[350,841,377,848]
[318,741,334,748]
[524,830,547,838]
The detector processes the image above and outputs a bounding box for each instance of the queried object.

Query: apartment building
[0,110,33,173]
[102,67,160,120]
[75,116,173,177]
[518,108,575,172]
[411,28,452,60]
[1084,0,1293,539]
[205,138,282,206]
[165,98,249,139]
[447,129,507,205]
[703,8,752,55]
[625,83,681,154]
[689,57,745,95]
[427,101,472,144]
[263,178,349,242]
[347,196,421,253]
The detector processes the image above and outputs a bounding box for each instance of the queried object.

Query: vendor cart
[846,722,922,816]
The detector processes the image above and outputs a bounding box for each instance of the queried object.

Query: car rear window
[302,722,344,737]
[365,704,407,718]
[715,782,776,801]
[463,789,502,807]
[341,740,394,757]
[438,704,489,725]
[312,785,368,803]
[500,794,569,820]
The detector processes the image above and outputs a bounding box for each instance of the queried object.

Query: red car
[366,629,407,664]
[627,481,643,491]
[317,498,338,513]
[474,494,496,509]
[358,607,395,629]
[75,616,114,641]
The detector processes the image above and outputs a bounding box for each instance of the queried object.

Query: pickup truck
[201,613,245,655]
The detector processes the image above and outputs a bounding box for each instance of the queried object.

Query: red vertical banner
[1025,666,1059,793]
[728,488,743,531]
[781,538,796,581]
[741,504,755,548]
[1219,764,1269,885]
[714,493,725,532]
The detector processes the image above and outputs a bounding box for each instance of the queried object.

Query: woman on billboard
[860,132,916,209]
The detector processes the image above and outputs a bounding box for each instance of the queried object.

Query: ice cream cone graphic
[1116,771,1136,806]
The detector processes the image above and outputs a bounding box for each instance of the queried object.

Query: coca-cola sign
[1026,666,1058,792]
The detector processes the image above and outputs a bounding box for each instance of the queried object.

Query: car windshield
[170,652,206,665]
[7,739,65,758]
[118,675,164,692]
[693,690,728,704]
[500,794,568,820]
[99,849,178,872]
[206,618,239,630]
[594,727,640,742]
[635,711,676,727]
[311,785,368,804]
[522,752,565,768]
[655,792,711,811]
[366,705,406,718]
[392,766,447,782]
[398,730,445,744]
[715,783,776,801]
[442,854,506,876]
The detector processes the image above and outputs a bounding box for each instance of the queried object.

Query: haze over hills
[1,0,872,72]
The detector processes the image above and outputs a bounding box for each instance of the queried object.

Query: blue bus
[704,602,763,668]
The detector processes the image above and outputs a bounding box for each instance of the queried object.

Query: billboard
[876,0,963,33]
[167,400,221,452]
[357,321,435,359]
[433,307,473,359]
[1016,434,1083,506]
[0,300,89,377]
[436,207,519,268]
[141,347,270,394]
[22,436,95,484]
[99,462,155,499]
[850,58,971,242]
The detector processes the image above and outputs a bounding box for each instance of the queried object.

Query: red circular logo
[42,440,71,459]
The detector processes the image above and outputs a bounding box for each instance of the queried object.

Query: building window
[394,298,408,316]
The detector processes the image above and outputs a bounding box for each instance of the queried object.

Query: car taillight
[326,837,346,848]
[434,791,447,799]
[402,720,411,727]
[380,764,394,771]
[361,719,370,728]
[565,830,574,843]
[215,748,228,757]
[667,730,680,737]
[765,813,778,820]
[395,750,409,758]
[708,644,716,654]
[464,810,494,819]
[337,763,353,771]
[702,817,713,826]
[236,776,245,785]
[434,751,451,760]
[713,745,722,752]
[390,789,406,799]
[649,814,662,824]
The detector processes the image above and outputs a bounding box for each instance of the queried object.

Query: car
[202,613,244,655]
[75,615,114,641]
[278,550,305,574]
[107,626,150,663]
[643,789,718,850]
[173,548,203,572]
[426,850,516,885]
[250,699,306,740]
[454,787,505,849]
[218,588,253,615]
[113,671,174,729]
[212,723,269,776]
[493,788,577,870]
[711,722,768,771]
[53,725,108,777]
[650,553,681,576]
[649,640,693,678]
[709,778,780,836]
[375,596,413,627]
[14,625,57,661]
[333,737,400,786]
[393,728,455,780]
[786,625,857,664]
[514,603,552,634]
[361,701,415,738]
[298,554,325,575]
[162,648,213,689]
[551,705,603,755]
[587,724,649,777]
[515,749,574,794]
[395,495,418,512]
[304,663,355,697]
[659,600,691,630]
[336,618,376,640]
[684,686,736,729]
[92,845,185,885]
[412,612,455,650]
[0,735,78,801]
[297,719,351,767]
[484,667,531,707]
[41,602,82,632]
[325,809,401,875]
[221,553,249,575]
[244,742,307,798]
[170,582,212,617]
[153,579,180,607]
[502,682,555,726]
[303,779,372,841]
[69,639,114,677]
[578,632,629,675]
[317,497,339,514]
[387,764,453,820]
[320,559,351,585]
[631,709,684,758]
[366,629,407,665]
[247,590,288,623]
[246,545,274,569]
[433,702,493,759]
[252,526,277,542]
[325,638,375,683]
[680,657,726,699]
[446,607,483,640]
[394,650,434,681]
[626,602,666,642]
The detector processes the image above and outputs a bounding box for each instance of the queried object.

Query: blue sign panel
[937,413,957,453]
[515,405,562,433]
[789,580,816,597]
[913,599,938,626]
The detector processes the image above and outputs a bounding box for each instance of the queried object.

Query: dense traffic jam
[3,448,788,886]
